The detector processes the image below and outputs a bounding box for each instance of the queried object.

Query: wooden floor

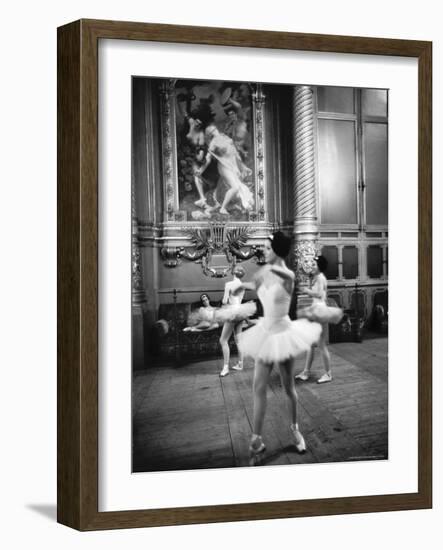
[132,336,388,472]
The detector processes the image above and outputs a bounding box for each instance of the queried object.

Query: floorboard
[132,336,388,471]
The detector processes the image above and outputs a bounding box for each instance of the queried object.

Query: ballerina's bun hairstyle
[233,266,245,278]
[269,231,292,258]
[315,255,328,273]
[200,293,210,304]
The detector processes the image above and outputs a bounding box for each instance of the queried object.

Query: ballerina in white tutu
[218,266,254,377]
[183,293,219,332]
[296,256,344,384]
[183,291,256,336]
[234,232,322,458]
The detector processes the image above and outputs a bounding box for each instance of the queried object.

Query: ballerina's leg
[278,359,299,425]
[317,325,332,383]
[252,360,272,437]
[279,358,307,452]
[220,322,234,363]
[296,346,315,380]
[219,322,234,376]
[232,322,244,369]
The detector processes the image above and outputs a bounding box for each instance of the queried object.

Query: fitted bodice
[229,293,244,306]
[227,278,245,306]
[257,283,291,320]
[311,273,327,304]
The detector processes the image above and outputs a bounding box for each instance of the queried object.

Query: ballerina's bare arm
[303,275,327,299]
[269,265,295,282]
[231,280,256,296]
[303,287,321,298]
[230,270,262,296]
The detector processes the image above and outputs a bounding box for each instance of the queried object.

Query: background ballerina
[296,255,344,384]
[218,266,253,377]
[183,289,256,335]
[233,232,322,460]
[183,293,220,332]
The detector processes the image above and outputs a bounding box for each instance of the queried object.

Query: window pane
[367,246,383,278]
[321,246,339,280]
[362,89,388,117]
[318,119,358,224]
[343,246,359,279]
[317,87,355,114]
[364,123,388,225]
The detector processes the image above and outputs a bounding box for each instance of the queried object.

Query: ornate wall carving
[293,85,316,223]
[159,79,180,222]
[251,84,267,222]
[293,239,320,284]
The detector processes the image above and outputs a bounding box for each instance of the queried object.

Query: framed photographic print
[57,19,432,530]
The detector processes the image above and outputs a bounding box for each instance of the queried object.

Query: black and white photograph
[131,77,389,472]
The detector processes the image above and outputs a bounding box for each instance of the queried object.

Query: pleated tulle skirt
[299,302,344,325]
[238,316,322,363]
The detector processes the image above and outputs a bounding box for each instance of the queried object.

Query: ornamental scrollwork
[160,223,265,275]
[251,84,266,222]
[160,79,178,222]
[294,239,319,285]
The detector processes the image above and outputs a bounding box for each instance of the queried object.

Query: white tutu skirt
[238,316,322,363]
[214,301,257,324]
[187,306,217,327]
[299,302,344,325]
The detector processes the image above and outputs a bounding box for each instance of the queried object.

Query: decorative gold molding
[251,84,267,222]
[160,79,179,222]
[294,239,320,284]
[160,223,265,275]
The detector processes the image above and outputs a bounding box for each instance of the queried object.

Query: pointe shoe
[317,373,332,384]
[232,362,243,371]
[219,207,229,215]
[219,365,230,377]
[290,423,307,453]
[194,198,207,208]
[249,435,266,455]
[295,371,310,381]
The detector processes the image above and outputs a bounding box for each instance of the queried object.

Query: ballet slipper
[249,435,266,455]
[290,423,306,453]
[232,362,243,371]
[219,207,229,215]
[219,365,230,377]
[295,371,310,381]
[317,372,332,384]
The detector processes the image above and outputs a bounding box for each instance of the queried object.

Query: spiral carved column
[292,85,319,284]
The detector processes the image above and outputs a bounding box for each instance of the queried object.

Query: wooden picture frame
[57,19,432,530]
